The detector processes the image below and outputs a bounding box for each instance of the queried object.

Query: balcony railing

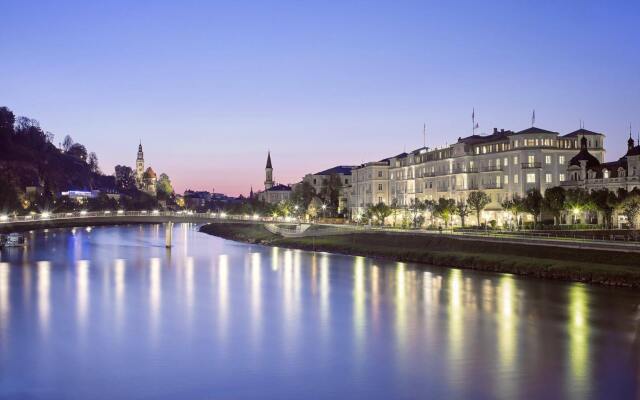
[481,165,503,172]
[521,162,542,169]
[452,167,478,174]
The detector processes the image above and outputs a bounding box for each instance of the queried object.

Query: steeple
[264,151,274,190]
[266,151,272,169]
[580,135,587,150]
[628,128,635,151]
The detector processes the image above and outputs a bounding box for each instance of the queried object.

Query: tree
[307,196,323,220]
[455,200,471,227]
[275,200,295,218]
[501,194,525,228]
[291,180,316,209]
[390,198,402,227]
[319,174,343,215]
[87,152,100,174]
[467,191,491,227]
[590,188,618,228]
[156,173,174,196]
[114,165,136,191]
[62,135,74,152]
[524,189,543,226]
[423,199,437,226]
[433,197,456,227]
[408,198,426,228]
[543,187,566,225]
[67,143,88,161]
[620,193,640,229]
[0,107,15,149]
[367,202,392,226]
[0,176,20,213]
[565,188,593,224]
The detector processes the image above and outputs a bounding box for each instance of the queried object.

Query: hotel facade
[348,127,606,223]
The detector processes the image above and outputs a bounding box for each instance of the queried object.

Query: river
[0,224,638,399]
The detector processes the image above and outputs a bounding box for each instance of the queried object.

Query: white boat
[1,233,26,248]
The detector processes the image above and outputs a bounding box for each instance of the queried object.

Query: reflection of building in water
[568,285,590,398]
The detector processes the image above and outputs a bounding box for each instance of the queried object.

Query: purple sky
[2,1,639,195]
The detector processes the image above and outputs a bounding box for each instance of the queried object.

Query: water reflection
[568,284,590,399]
[0,262,9,334]
[37,261,51,334]
[149,257,162,343]
[76,260,90,329]
[217,254,229,343]
[0,225,637,400]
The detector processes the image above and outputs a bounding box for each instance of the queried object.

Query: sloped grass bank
[199,223,640,288]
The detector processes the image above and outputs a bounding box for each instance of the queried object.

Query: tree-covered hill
[0,106,112,211]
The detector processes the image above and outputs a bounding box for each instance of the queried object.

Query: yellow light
[220,212,227,218]
[0,215,8,221]
[80,210,87,216]
[41,212,50,219]
[117,210,124,215]
[152,210,159,215]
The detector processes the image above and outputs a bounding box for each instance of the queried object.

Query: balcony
[521,162,542,169]
[482,183,502,189]
[452,167,478,174]
[481,165,503,172]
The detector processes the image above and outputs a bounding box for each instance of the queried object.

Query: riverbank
[200,222,640,288]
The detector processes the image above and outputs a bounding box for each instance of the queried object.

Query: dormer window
[603,170,609,179]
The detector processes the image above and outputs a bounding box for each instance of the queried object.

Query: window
[504,175,509,185]
[378,197,382,203]
[559,173,566,182]
[313,179,317,185]
[345,179,349,184]
[378,183,383,191]
[503,157,508,167]
[528,155,535,164]
[496,176,501,186]
[603,170,609,179]
[513,156,519,164]
[514,174,519,184]
[545,155,552,165]
[559,155,565,165]
[545,173,552,183]
[527,173,536,183]
[378,171,383,177]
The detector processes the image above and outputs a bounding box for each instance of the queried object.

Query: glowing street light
[0,215,8,222]
[117,210,124,215]
[41,212,51,219]
[80,210,88,216]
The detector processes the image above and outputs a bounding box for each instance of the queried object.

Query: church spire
[264,151,274,190]
[266,151,272,169]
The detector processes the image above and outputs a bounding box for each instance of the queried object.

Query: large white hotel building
[348,126,605,222]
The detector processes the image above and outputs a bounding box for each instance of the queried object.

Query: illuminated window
[545,155,552,164]
[545,173,552,183]
[603,170,609,179]
[526,173,536,183]
[504,175,509,184]
[514,174,519,184]
[559,173,565,182]
[503,157,508,167]
[513,156,519,164]
[559,155,565,165]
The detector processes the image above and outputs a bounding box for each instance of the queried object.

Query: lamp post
[322,204,327,220]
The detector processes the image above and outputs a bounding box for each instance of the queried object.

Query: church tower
[136,141,145,186]
[264,151,274,190]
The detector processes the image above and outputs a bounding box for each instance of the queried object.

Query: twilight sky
[2,1,639,195]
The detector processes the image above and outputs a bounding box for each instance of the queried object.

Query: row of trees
[363,191,492,228]
[361,187,640,229]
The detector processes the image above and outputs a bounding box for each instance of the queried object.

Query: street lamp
[322,204,327,219]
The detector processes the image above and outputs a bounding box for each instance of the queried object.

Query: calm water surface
[0,224,639,399]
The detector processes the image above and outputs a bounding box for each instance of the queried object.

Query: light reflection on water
[0,224,638,399]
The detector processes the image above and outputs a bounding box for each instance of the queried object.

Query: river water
[0,224,638,399]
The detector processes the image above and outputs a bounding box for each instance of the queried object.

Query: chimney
[493,128,498,134]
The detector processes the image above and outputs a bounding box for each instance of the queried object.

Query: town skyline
[3,1,639,195]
